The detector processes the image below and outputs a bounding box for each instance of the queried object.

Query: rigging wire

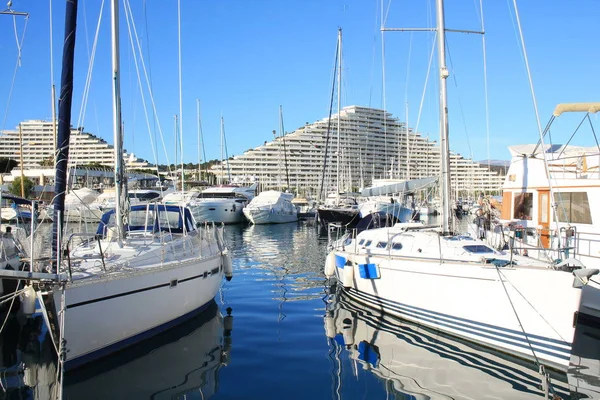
[380,0,388,176]
[403,33,413,179]
[445,42,473,160]
[511,0,560,230]
[477,0,491,170]
[318,37,340,201]
[412,33,437,145]
[76,0,105,133]
[142,0,159,170]
[123,0,173,175]
[123,0,165,180]
[0,12,29,133]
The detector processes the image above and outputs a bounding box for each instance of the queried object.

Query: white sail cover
[361,177,438,197]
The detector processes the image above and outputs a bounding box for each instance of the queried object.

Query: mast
[177,0,184,193]
[111,0,125,240]
[52,0,78,264]
[18,123,24,197]
[336,28,342,197]
[279,105,290,190]
[220,116,231,183]
[196,99,202,182]
[435,0,452,234]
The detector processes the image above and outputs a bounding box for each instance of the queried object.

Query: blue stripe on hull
[64,300,215,371]
[342,284,571,363]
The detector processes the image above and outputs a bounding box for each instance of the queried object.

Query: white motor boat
[477,103,600,326]
[243,190,298,224]
[190,183,256,224]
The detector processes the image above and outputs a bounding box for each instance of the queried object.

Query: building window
[513,192,533,220]
[554,192,592,224]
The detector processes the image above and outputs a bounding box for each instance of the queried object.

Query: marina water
[2,220,597,399]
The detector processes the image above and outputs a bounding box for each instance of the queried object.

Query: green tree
[39,156,54,167]
[10,176,34,198]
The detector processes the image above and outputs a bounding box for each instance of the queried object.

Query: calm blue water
[2,220,596,399]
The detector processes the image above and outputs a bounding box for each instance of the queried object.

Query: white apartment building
[211,106,505,198]
[0,120,149,169]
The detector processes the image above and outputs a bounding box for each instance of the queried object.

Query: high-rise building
[0,120,149,169]
[212,106,504,198]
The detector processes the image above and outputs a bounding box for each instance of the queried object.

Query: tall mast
[197,99,202,182]
[336,28,342,196]
[435,0,451,234]
[111,0,125,239]
[52,0,78,264]
[177,0,184,193]
[279,105,290,190]
[220,116,224,184]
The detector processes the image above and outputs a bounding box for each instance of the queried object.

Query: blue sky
[0,0,598,166]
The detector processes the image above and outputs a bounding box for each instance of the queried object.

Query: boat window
[391,242,402,250]
[376,241,387,249]
[462,245,494,254]
[513,192,533,220]
[364,240,372,247]
[129,192,161,201]
[358,239,365,245]
[553,192,592,224]
[157,210,182,231]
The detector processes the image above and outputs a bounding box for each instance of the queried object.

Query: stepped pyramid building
[212,106,504,197]
[0,120,149,169]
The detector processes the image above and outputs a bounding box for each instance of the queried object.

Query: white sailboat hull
[329,251,581,371]
[54,235,226,370]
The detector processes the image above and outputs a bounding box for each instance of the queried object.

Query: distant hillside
[478,160,509,175]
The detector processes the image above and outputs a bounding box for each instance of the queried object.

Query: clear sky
[0,0,598,166]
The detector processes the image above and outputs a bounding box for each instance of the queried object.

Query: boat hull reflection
[325,286,571,400]
[64,301,232,399]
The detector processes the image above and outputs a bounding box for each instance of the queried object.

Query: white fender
[342,262,354,288]
[324,252,337,277]
[222,250,233,281]
[21,284,36,315]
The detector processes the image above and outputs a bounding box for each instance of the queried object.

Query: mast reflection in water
[324,285,572,400]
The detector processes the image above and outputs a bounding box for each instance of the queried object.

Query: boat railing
[500,224,600,262]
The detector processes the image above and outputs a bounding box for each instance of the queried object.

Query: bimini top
[96,204,196,237]
[553,102,600,117]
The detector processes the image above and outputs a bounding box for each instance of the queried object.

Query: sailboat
[316,29,361,230]
[21,0,233,371]
[324,0,599,373]
[243,106,298,225]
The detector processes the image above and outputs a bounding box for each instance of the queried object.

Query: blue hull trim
[343,285,571,363]
[64,300,215,371]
